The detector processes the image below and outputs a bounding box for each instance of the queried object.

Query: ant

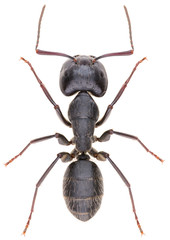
[5,5,163,235]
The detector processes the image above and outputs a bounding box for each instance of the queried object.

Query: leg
[5,133,72,166]
[22,153,59,235]
[96,57,146,127]
[20,57,71,127]
[89,148,108,161]
[106,154,144,235]
[92,151,143,235]
[96,129,114,142]
[97,129,164,162]
[22,151,75,235]
[60,149,78,163]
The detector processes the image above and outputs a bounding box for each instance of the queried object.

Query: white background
[0,0,170,239]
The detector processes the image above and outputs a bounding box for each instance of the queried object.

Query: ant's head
[36,5,134,96]
[59,55,108,97]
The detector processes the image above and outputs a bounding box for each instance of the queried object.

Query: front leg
[96,57,146,127]
[21,57,71,127]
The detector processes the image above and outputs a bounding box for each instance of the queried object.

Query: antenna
[35,5,76,61]
[94,6,134,62]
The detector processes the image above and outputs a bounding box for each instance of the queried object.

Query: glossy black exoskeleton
[63,154,103,221]
[60,55,108,97]
[5,5,164,236]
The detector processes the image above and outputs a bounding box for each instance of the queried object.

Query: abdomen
[63,160,103,221]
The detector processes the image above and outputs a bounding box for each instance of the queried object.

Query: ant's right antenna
[35,5,76,61]
[124,5,134,51]
[94,5,134,61]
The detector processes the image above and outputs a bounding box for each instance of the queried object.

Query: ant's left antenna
[36,5,76,61]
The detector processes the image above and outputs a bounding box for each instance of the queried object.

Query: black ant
[5,5,164,235]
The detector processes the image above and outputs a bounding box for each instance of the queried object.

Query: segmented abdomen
[63,160,103,221]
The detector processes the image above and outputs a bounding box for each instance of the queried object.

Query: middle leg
[96,129,164,162]
[5,133,72,166]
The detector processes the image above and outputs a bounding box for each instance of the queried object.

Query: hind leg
[89,150,143,235]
